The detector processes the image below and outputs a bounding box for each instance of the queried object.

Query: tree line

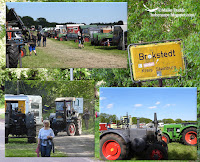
[100,113,196,124]
[6,6,123,29]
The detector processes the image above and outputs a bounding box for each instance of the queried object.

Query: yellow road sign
[129,41,185,81]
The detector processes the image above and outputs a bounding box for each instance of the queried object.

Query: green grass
[168,142,197,160]
[21,38,126,68]
[51,38,127,56]
[5,138,67,157]
[21,44,61,68]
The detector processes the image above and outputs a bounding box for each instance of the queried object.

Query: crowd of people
[29,31,47,56]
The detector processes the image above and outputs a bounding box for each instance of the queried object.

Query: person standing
[37,31,42,46]
[29,33,37,56]
[38,120,55,157]
[82,108,90,130]
[43,34,47,47]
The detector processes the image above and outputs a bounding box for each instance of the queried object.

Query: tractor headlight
[176,128,180,132]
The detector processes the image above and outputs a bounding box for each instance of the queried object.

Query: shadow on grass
[168,147,197,160]
[93,46,118,50]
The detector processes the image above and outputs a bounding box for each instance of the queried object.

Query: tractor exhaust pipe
[153,113,158,132]
[137,117,140,128]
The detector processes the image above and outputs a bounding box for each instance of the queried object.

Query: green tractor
[96,33,113,46]
[58,33,67,41]
[161,123,197,146]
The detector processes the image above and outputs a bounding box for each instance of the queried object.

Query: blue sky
[100,87,197,121]
[6,2,127,25]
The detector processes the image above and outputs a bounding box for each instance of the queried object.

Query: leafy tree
[21,16,35,28]
[175,118,183,123]
[163,118,175,124]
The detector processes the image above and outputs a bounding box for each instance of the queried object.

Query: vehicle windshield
[56,101,72,111]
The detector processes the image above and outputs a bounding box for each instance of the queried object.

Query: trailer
[67,24,85,34]
[5,94,43,125]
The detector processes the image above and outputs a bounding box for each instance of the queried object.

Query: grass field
[21,38,127,68]
[5,138,67,157]
[51,39,127,56]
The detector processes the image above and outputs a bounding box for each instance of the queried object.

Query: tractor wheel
[162,134,170,144]
[21,47,26,57]
[146,143,168,160]
[54,131,58,136]
[117,37,123,50]
[5,128,9,143]
[7,44,19,68]
[182,127,197,146]
[27,128,36,143]
[60,37,63,41]
[156,141,168,151]
[100,134,128,160]
[75,119,82,136]
[67,123,76,136]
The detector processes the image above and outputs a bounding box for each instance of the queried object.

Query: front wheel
[146,143,168,160]
[21,47,26,57]
[100,134,128,160]
[67,123,76,136]
[162,134,170,144]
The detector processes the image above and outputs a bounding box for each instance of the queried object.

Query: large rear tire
[146,143,168,160]
[100,134,128,160]
[27,128,36,143]
[182,127,197,146]
[7,44,19,68]
[75,119,82,136]
[5,128,9,144]
[67,123,76,136]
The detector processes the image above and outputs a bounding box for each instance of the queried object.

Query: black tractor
[5,103,36,143]
[112,25,127,50]
[6,8,33,68]
[100,113,168,160]
[49,97,82,136]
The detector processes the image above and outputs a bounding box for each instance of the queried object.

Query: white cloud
[164,104,171,107]
[100,97,106,100]
[107,104,113,109]
[134,104,143,107]
[148,106,157,109]
[155,101,160,105]
[164,104,176,107]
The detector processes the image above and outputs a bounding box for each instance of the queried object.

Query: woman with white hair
[38,120,55,157]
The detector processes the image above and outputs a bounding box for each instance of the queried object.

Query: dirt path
[54,132,94,157]
[38,38,127,68]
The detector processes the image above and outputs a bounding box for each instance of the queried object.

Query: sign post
[128,39,185,86]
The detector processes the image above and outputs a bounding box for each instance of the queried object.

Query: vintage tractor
[161,123,197,146]
[100,113,168,160]
[5,103,36,143]
[6,8,33,68]
[96,32,113,46]
[49,97,82,136]
[112,25,127,50]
